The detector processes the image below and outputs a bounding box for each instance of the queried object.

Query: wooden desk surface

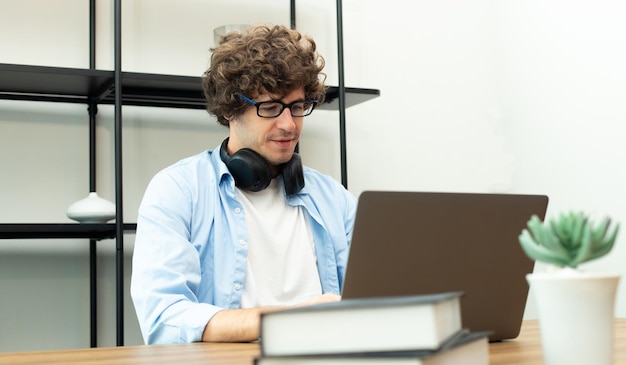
[491,318,626,364]
[2,318,625,365]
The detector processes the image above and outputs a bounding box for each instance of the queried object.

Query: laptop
[341,191,549,342]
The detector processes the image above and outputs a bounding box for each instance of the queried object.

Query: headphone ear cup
[220,138,305,194]
[282,153,305,195]
[226,149,272,192]
[220,139,272,192]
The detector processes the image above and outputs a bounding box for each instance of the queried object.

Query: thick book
[255,330,489,365]
[260,292,464,357]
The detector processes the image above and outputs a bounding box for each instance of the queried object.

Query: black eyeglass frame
[236,94,318,118]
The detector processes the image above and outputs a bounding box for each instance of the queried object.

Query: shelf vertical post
[114,0,125,346]
[336,0,348,188]
[290,0,296,29]
[89,0,98,348]
[290,0,299,155]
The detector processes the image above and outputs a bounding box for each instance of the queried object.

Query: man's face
[227,88,306,174]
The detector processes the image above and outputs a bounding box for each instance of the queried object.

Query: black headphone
[219,138,305,195]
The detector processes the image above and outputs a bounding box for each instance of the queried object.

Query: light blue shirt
[130,145,357,344]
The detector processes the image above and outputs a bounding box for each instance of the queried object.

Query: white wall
[493,0,626,317]
[1,0,625,351]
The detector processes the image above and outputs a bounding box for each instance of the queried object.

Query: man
[130,24,357,344]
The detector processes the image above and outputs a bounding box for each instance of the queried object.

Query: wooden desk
[2,319,625,364]
[0,342,260,365]
[490,318,626,365]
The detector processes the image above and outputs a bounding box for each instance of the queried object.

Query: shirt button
[234,283,241,290]
[239,240,246,246]
[234,207,241,214]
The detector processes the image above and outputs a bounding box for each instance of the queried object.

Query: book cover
[260,292,464,357]
[255,330,490,365]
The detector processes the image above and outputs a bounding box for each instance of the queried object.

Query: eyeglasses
[236,94,317,118]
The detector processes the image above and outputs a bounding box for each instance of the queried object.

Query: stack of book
[255,292,490,365]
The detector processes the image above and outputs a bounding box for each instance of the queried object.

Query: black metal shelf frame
[0,0,379,348]
[0,63,379,111]
[0,224,137,240]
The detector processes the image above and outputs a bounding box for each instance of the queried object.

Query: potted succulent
[519,211,621,365]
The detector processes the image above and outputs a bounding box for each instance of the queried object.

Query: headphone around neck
[219,138,305,195]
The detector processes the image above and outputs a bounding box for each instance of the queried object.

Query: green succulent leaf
[570,212,587,248]
[527,215,569,258]
[585,222,620,262]
[591,217,610,242]
[518,211,620,268]
[550,219,568,247]
[571,222,593,267]
[518,229,571,267]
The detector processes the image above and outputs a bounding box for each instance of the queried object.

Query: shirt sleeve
[130,167,222,344]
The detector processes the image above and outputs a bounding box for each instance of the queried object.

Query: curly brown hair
[202,24,327,126]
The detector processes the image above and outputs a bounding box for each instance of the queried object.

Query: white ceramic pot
[527,269,620,365]
[66,192,116,223]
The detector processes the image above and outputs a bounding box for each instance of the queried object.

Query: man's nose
[275,108,297,130]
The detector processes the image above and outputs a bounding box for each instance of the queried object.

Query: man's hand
[201,293,341,343]
[294,293,341,307]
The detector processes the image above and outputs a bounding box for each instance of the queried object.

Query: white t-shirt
[237,178,322,308]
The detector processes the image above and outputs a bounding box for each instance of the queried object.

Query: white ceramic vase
[527,269,621,365]
[66,192,116,224]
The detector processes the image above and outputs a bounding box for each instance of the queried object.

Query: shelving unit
[0,63,378,110]
[0,224,137,240]
[0,0,379,348]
